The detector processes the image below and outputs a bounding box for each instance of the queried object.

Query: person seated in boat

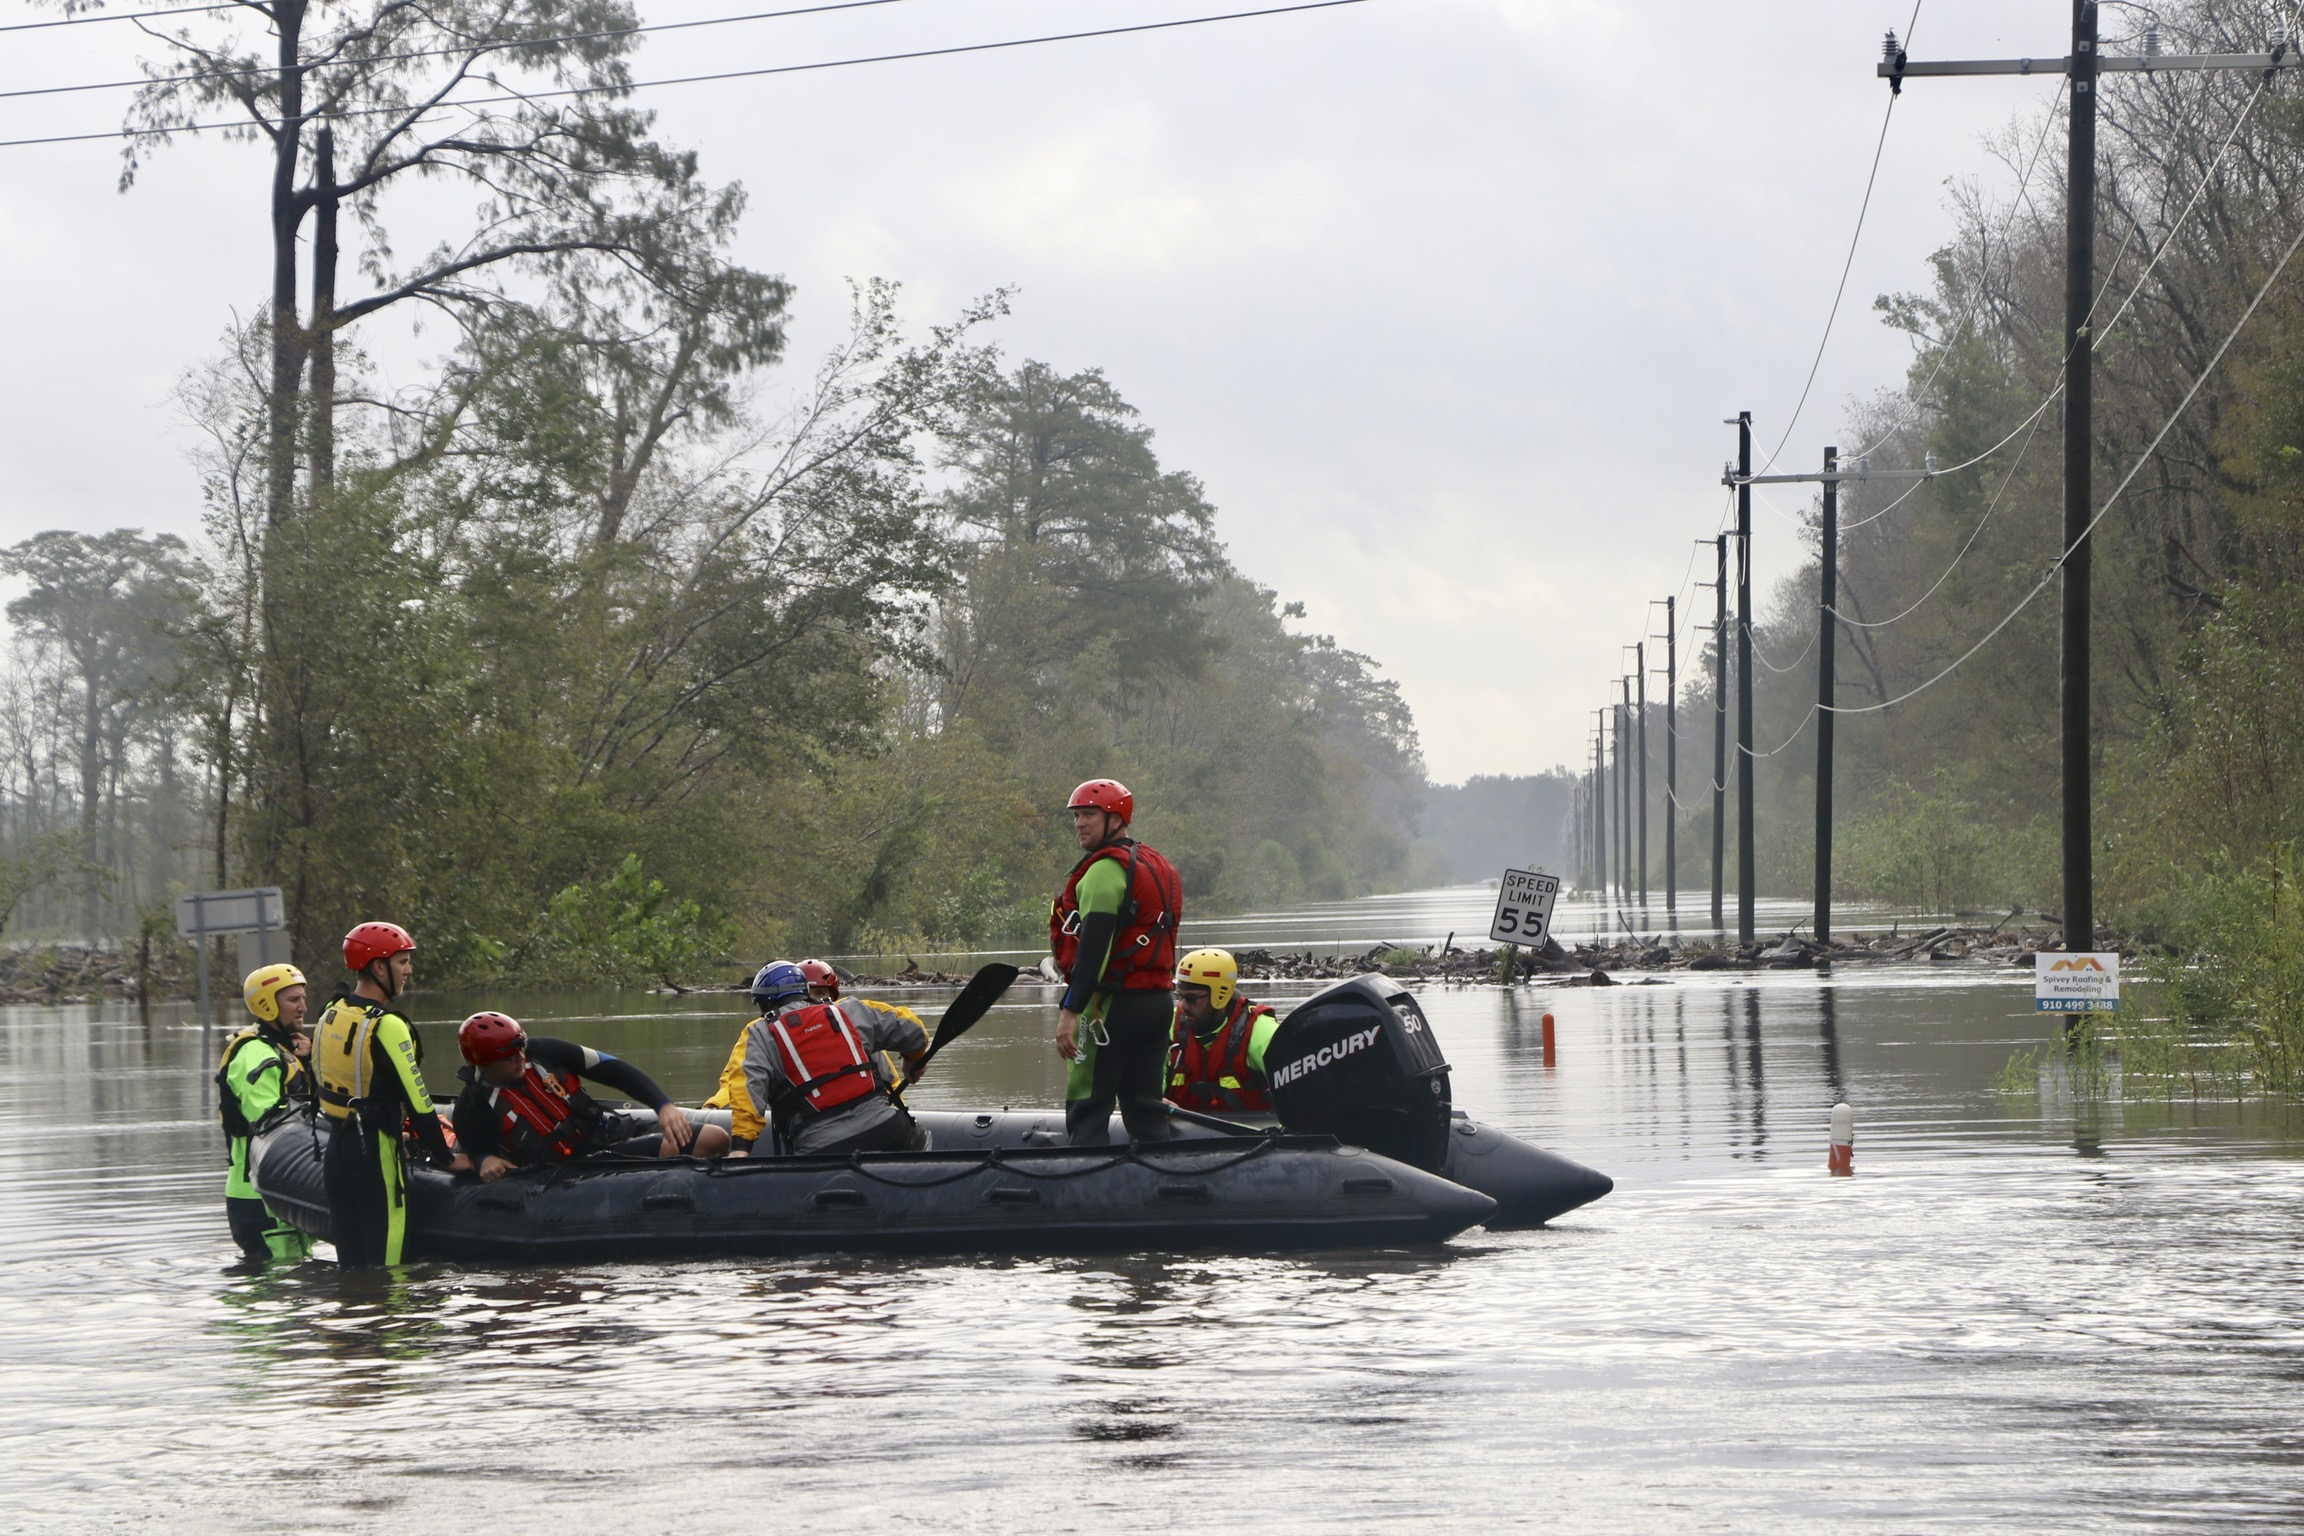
[1166,948,1282,1116]
[721,961,928,1156]
[703,959,930,1130]
[451,1012,728,1182]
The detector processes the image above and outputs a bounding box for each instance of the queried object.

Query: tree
[1,530,199,939]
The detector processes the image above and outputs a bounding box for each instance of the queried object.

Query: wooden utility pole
[1661,596,1677,927]
[1815,447,1838,943]
[1635,641,1649,911]
[1710,534,1728,936]
[1878,7,2300,950]
[1734,411,1755,947]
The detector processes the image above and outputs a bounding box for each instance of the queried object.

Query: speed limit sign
[1489,868,1559,948]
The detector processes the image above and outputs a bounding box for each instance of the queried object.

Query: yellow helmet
[1174,948,1238,1011]
[242,963,308,1023]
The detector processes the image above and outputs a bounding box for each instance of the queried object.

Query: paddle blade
[922,962,1021,1064]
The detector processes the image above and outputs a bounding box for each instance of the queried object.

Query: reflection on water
[5,928,2304,1531]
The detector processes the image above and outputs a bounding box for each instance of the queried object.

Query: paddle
[1164,1102,1268,1136]
[913,962,1021,1075]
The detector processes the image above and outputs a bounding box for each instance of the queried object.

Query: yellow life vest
[314,996,384,1121]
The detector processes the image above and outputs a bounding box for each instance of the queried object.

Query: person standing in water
[217,963,317,1264]
[1050,778,1182,1146]
[312,922,460,1268]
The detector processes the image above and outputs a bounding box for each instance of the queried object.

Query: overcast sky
[0,0,2094,781]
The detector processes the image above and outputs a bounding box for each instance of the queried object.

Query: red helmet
[1068,778,1133,822]
[343,921,416,972]
[458,1011,527,1065]
[799,958,840,997]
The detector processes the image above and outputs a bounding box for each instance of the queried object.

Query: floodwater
[3,888,2301,1533]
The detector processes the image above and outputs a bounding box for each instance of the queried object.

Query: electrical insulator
[2143,27,2162,58]
[1925,451,1939,475]
[2275,22,2292,48]
[1881,30,1900,62]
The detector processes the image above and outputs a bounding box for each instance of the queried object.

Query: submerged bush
[509,854,733,986]
[2135,851,2304,1096]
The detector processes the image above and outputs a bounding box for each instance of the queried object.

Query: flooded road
[4,890,2301,1532]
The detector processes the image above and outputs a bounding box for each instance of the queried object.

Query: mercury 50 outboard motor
[1265,975,1452,1171]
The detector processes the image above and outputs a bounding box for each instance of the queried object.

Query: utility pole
[1632,643,1649,912]
[1709,534,1728,936]
[1729,454,1934,931]
[1879,9,2300,951]
[1616,684,1632,913]
[1612,689,1628,915]
[1661,603,1682,924]
[1734,411,1755,947]
[1591,720,1608,905]
[1815,446,1839,944]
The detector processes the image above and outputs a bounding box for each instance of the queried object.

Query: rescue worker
[1051,777,1181,1146]
[1166,948,1282,1115]
[217,962,316,1264]
[705,960,929,1128]
[799,958,842,1002]
[726,961,928,1155]
[313,921,462,1268]
[451,1012,728,1180]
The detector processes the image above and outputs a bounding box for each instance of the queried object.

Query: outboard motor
[1265,975,1452,1171]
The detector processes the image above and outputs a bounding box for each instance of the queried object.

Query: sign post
[175,888,287,1039]
[1490,869,1561,951]
[2034,952,2120,1015]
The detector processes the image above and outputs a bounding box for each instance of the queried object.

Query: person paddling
[1166,948,1281,1115]
[1051,778,1181,1146]
[451,1012,727,1181]
[313,922,463,1268]
[217,963,316,1264]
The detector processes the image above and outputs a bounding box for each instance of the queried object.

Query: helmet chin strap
[364,959,402,1001]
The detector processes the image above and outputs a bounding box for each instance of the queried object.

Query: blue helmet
[750,960,809,1011]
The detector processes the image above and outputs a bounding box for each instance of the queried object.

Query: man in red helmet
[1051,778,1182,1146]
[312,921,464,1267]
[452,1012,727,1180]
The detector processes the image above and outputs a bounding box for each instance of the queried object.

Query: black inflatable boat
[909,1108,1609,1228]
[253,1121,1495,1261]
[254,975,1608,1262]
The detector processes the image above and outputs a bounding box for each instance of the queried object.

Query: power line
[1825,190,2304,718]
[1836,388,2057,535]
[1833,390,2050,631]
[1753,0,1923,476]
[0,0,1371,150]
[1847,78,2067,461]
[0,0,922,103]
[0,2,232,34]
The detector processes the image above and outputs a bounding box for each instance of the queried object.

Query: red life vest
[1050,838,1182,993]
[1167,998,1275,1113]
[490,1065,593,1162]
[764,1001,881,1123]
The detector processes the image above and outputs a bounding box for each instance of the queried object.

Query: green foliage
[1990,1043,2042,1098]
[2132,854,2304,1096]
[510,854,732,987]
[1838,771,2054,913]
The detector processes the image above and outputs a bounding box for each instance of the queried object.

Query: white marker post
[1490,869,1561,951]
[2034,952,2120,1015]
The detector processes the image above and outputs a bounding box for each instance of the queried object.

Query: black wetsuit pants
[323,1117,409,1268]
[1065,990,1180,1146]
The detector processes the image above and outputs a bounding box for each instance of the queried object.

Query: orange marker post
[1541,1011,1557,1068]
